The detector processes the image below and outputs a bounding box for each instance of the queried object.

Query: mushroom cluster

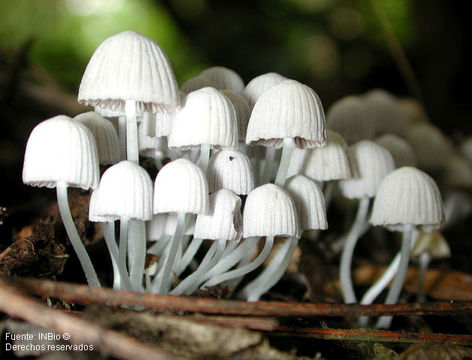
[23,31,467,329]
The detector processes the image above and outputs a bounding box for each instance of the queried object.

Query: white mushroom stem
[226,247,256,294]
[239,236,299,302]
[274,138,296,187]
[118,217,129,284]
[56,182,100,287]
[147,234,171,257]
[175,236,203,277]
[358,230,418,326]
[376,224,416,329]
[202,236,273,288]
[156,212,187,294]
[417,252,430,302]
[118,115,127,160]
[127,220,146,292]
[171,239,227,295]
[260,146,276,184]
[125,100,139,164]
[202,239,257,282]
[100,222,132,290]
[339,196,370,303]
[199,143,211,173]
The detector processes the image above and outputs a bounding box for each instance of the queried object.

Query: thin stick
[0,278,180,360]
[8,277,472,318]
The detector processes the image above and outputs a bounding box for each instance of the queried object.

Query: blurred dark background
[0,0,471,207]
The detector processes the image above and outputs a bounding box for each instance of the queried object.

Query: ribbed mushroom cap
[194,189,242,241]
[287,130,351,182]
[246,80,326,149]
[375,134,417,168]
[78,31,180,114]
[168,87,238,150]
[243,72,286,109]
[406,123,455,172]
[153,158,209,214]
[411,231,450,259]
[221,89,251,142]
[339,140,395,199]
[398,98,429,125]
[243,184,298,238]
[73,111,120,165]
[180,76,216,95]
[208,150,254,195]
[370,167,445,231]
[23,115,99,191]
[285,175,327,231]
[327,95,373,144]
[364,89,407,137]
[199,66,244,93]
[89,161,153,222]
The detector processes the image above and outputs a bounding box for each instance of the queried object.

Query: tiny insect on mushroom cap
[220,89,251,143]
[89,160,153,222]
[153,158,209,215]
[285,175,328,232]
[375,134,417,168]
[327,95,373,145]
[78,30,180,114]
[168,87,239,150]
[199,66,245,93]
[74,111,120,165]
[243,72,287,110]
[243,183,299,238]
[370,166,445,232]
[194,189,243,242]
[339,140,395,199]
[246,79,326,149]
[207,149,254,195]
[287,130,352,182]
[180,76,217,95]
[23,115,99,191]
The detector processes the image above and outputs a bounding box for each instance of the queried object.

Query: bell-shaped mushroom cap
[194,189,242,241]
[207,149,254,195]
[153,158,209,214]
[23,115,99,191]
[327,95,373,144]
[89,161,153,222]
[221,89,251,142]
[398,97,429,125]
[168,87,238,150]
[370,167,445,231]
[246,80,326,149]
[411,231,450,259]
[339,140,395,199]
[405,123,454,172]
[78,31,180,114]
[73,111,120,165]
[364,89,407,137]
[180,76,216,95]
[442,155,472,190]
[243,72,286,109]
[285,175,327,231]
[243,184,298,238]
[199,66,244,93]
[287,130,351,182]
[375,134,417,168]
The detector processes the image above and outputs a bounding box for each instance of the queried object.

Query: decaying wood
[0,278,181,360]
[9,277,472,318]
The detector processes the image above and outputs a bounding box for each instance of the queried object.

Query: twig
[0,278,181,360]
[8,277,472,318]
[272,327,472,345]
